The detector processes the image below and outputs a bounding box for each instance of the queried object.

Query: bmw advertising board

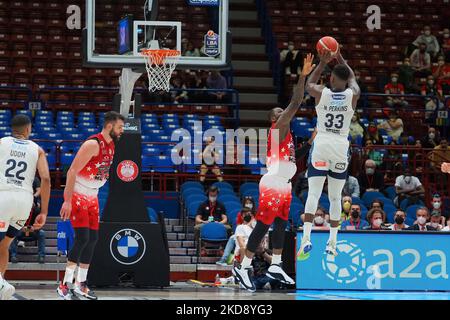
[296,231,450,291]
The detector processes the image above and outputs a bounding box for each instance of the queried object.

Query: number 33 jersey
[316,87,354,139]
[0,137,39,194]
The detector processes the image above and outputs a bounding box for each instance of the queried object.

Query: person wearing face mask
[442,216,450,231]
[399,58,419,93]
[427,210,444,231]
[384,73,408,108]
[421,127,440,149]
[410,42,431,78]
[432,56,450,95]
[349,113,365,141]
[199,136,223,184]
[407,207,436,231]
[354,70,368,109]
[195,186,231,246]
[363,209,389,230]
[364,123,383,145]
[358,159,385,195]
[341,204,369,230]
[342,173,360,198]
[340,196,353,222]
[421,75,444,120]
[388,210,409,230]
[234,209,256,263]
[280,41,301,75]
[377,111,404,141]
[441,28,450,62]
[394,168,425,207]
[429,194,448,225]
[412,26,440,59]
[308,207,330,230]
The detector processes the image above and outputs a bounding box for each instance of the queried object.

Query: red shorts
[70,193,100,230]
[256,175,292,225]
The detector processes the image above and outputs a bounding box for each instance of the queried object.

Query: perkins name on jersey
[324,105,348,112]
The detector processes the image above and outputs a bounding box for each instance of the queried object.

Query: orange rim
[141,49,181,65]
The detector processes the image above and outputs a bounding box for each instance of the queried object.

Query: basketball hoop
[141,49,180,92]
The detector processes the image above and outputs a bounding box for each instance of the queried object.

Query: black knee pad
[272,218,287,250]
[68,228,90,264]
[79,229,99,265]
[246,221,270,254]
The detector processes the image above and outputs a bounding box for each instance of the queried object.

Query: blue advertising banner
[296,231,450,291]
[188,0,220,6]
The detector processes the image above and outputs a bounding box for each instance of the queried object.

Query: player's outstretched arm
[33,147,51,229]
[306,51,332,100]
[442,162,450,173]
[276,53,315,128]
[336,49,361,109]
[60,140,99,220]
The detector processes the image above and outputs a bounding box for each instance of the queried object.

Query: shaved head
[269,107,283,122]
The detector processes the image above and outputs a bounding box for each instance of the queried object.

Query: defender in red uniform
[57,111,125,300]
[233,54,315,292]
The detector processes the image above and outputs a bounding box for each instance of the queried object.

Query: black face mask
[395,216,405,225]
[243,215,252,223]
[351,210,360,219]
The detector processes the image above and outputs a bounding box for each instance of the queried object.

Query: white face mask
[404,176,412,184]
[373,218,383,227]
[251,220,257,228]
[429,132,435,139]
[424,30,431,36]
[433,202,441,209]
[209,196,217,202]
[444,33,450,39]
[430,222,439,228]
[314,216,324,225]
[288,45,295,51]
[245,203,253,209]
[417,216,427,225]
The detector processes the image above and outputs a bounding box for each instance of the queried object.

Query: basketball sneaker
[0,275,15,300]
[74,282,98,300]
[57,282,78,300]
[297,236,312,261]
[325,240,338,256]
[232,265,256,293]
[266,263,295,285]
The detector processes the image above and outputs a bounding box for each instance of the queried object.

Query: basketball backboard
[83,0,231,70]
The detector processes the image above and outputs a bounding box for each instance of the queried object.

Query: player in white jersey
[297,49,360,259]
[0,115,50,300]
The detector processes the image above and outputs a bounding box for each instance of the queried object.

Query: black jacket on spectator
[357,171,385,195]
[406,224,437,231]
[196,200,227,222]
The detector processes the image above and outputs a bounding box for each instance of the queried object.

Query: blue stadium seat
[153,156,175,173]
[224,201,242,215]
[187,200,203,219]
[185,194,207,205]
[218,194,240,203]
[44,132,63,140]
[289,202,304,227]
[240,182,259,195]
[142,146,160,156]
[406,205,422,218]
[181,181,204,193]
[212,181,234,191]
[61,153,75,167]
[384,205,398,223]
[147,207,158,223]
[362,191,385,207]
[384,186,397,200]
[200,223,228,242]
[16,110,32,118]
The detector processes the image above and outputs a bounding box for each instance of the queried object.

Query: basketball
[316,36,339,55]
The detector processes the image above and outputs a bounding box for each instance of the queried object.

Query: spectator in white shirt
[394,168,425,207]
[388,210,409,230]
[412,26,440,59]
[234,208,255,262]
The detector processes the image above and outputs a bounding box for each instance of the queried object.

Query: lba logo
[117,160,139,182]
[110,229,146,265]
[322,240,366,284]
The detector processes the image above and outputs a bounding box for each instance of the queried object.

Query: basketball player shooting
[57,111,125,300]
[297,47,361,260]
[233,54,315,292]
[0,115,51,300]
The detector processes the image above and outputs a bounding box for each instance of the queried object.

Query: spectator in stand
[370,199,384,211]
[206,71,228,103]
[407,207,436,231]
[364,122,383,145]
[349,113,365,142]
[358,159,385,195]
[251,237,281,290]
[355,70,368,108]
[341,196,353,223]
[378,110,404,141]
[363,208,389,230]
[342,174,360,198]
[280,41,301,75]
[312,207,330,230]
[443,215,450,231]
[399,57,419,93]
[389,209,409,230]
[382,140,403,179]
[429,193,448,225]
[432,55,450,95]
[394,168,425,207]
[365,139,384,167]
[170,77,188,104]
[412,26,440,59]
[341,204,369,230]
[427,210,444,231]
[421,75,444,120]
[384,73,409,108]
[199,137,223,184]
[9,177,46,264]
[431,139,450,171]
[184,42,201,57]
[441,28,450,62]
[186,71,207,103]
[194,186,231,248]
[410,42,432,78]
[234,208,255,262]
[421,127,441,149]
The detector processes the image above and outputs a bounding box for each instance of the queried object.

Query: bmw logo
[321,240,366,284]
[110,229,146,265]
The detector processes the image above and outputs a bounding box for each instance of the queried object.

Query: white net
[142,49,180,92]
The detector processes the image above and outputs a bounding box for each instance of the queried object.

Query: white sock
[241,255,252,269]
[63,265,76,285]
[329,227,338,243]
[76,267,89,284]
[303,222,313,239]
[272,254,282,265]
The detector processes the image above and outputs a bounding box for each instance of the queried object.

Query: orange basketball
[316,36,339,55]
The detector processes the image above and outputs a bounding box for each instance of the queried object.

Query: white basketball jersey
[0,137,39,194]
[315,88,354,138]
